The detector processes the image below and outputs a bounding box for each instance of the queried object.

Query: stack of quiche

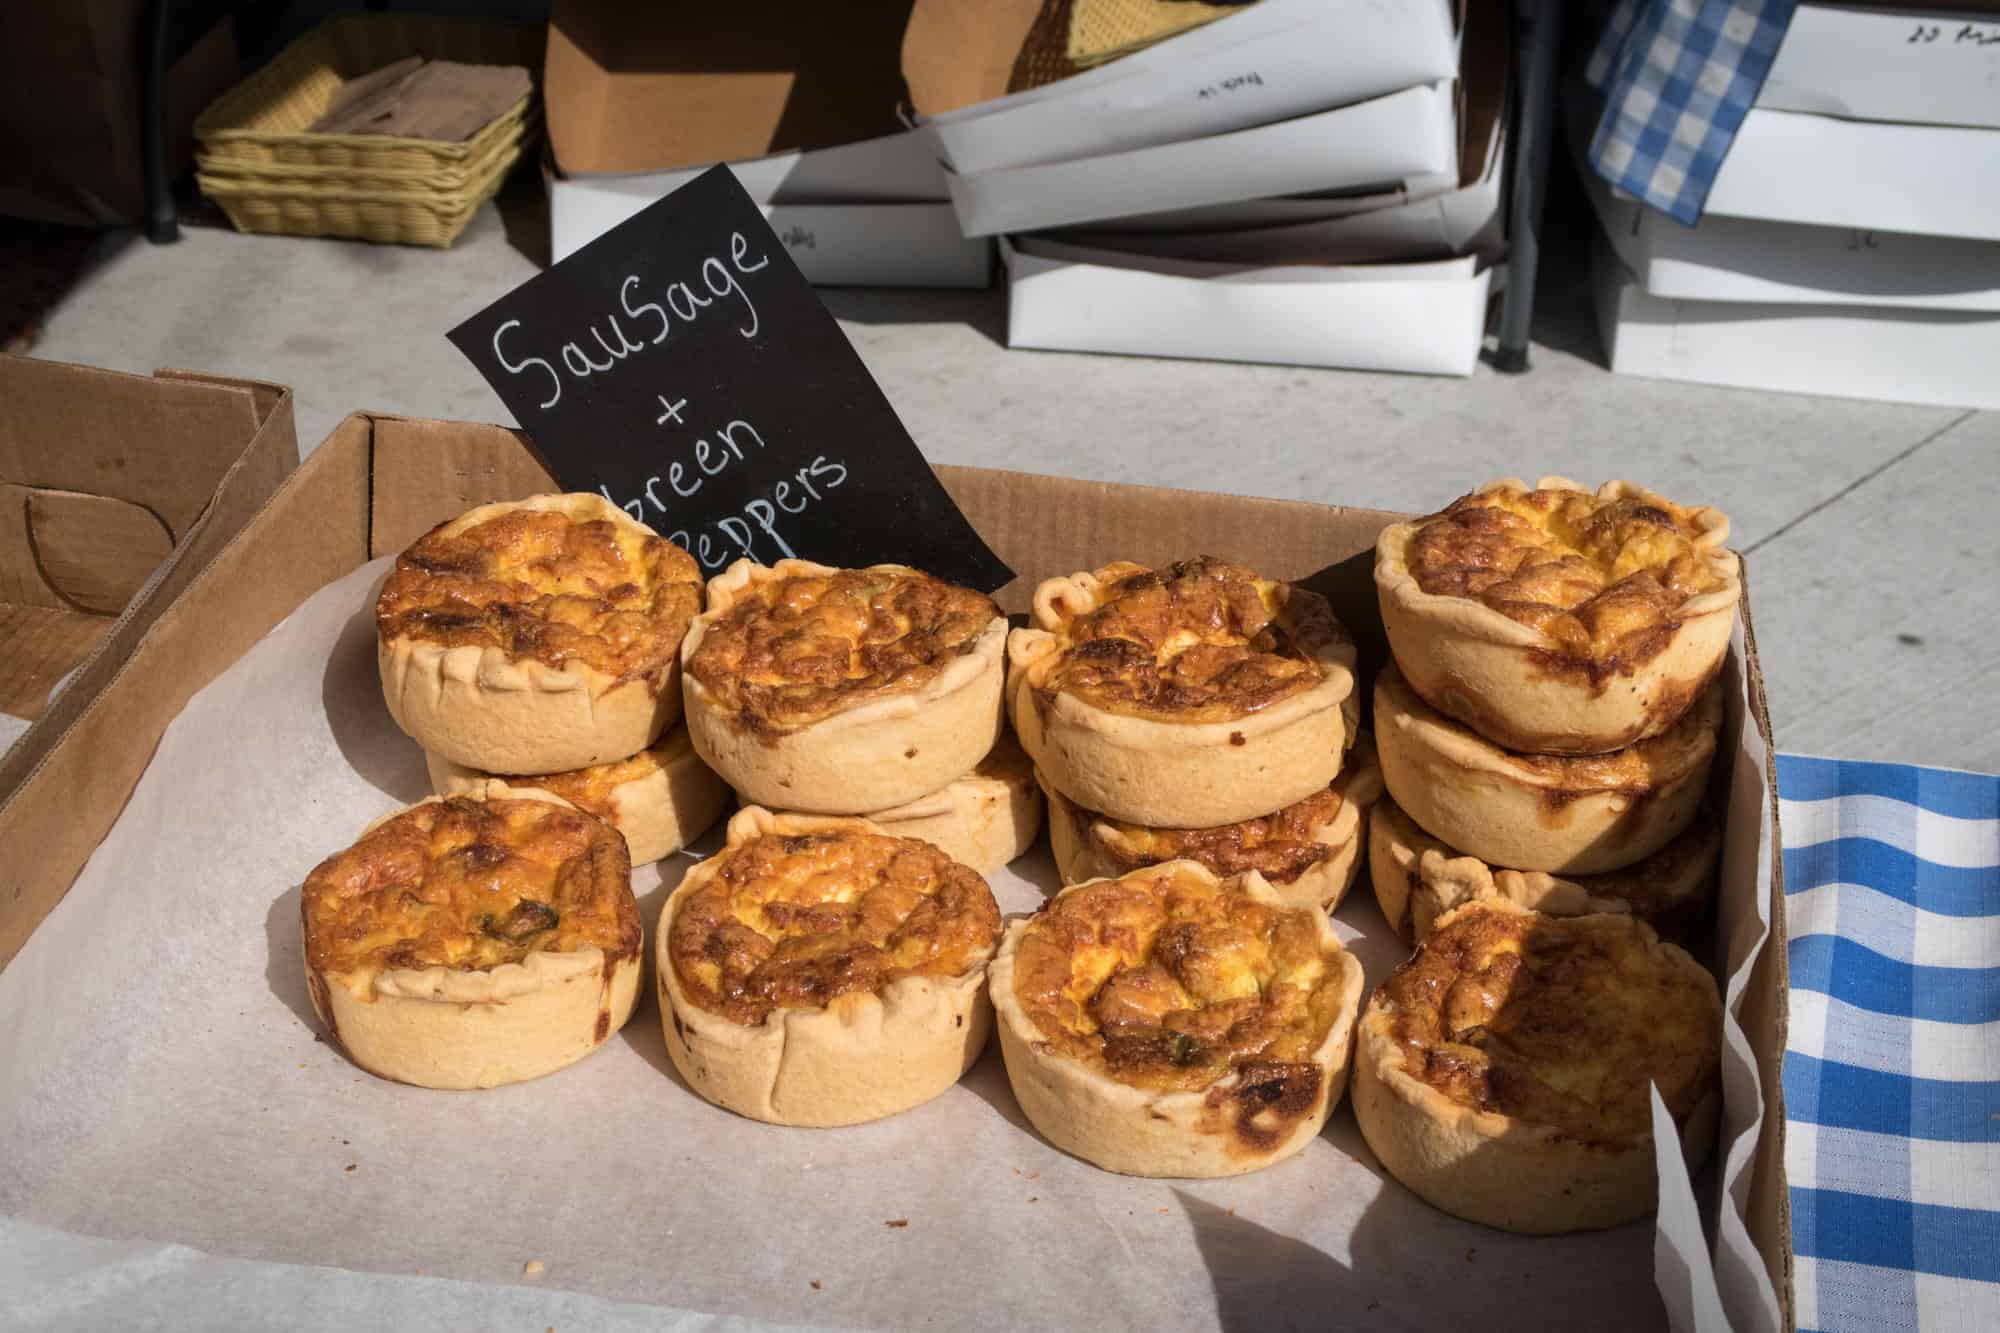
[1014,557,1380,913]
[1353,477,1737,1232]
[309,493,728,1090]
[678,558,1040,873]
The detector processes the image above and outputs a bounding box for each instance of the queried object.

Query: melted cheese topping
[1012,865,1346,1094]
[688,567,999,735]
[1379,905,1719,1143]
[303,797,639,978]
[461,731,682,824]
[1405,484,1724,674]
[1038,558,1337,722]
[376,506,702,682]
[1082,785,1349,884]
[669,828,1002,1025]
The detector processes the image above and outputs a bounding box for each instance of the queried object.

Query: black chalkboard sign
[447,166,1013,592]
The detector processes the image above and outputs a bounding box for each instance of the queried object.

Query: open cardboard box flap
[0,411,1792,1329]
[544,0,915,175]
[0,360,295,735]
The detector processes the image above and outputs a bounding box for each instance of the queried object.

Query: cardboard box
[1594,237,2000,409]
[1703,106,2000,241]
[1584,165,2000,311]
[0,411,1791,1331]
[1758,3,2000,129]
[1047,16,1507,269]
[543,0,913,175]
[903,0,1460,175]
[940,81,1458,238]
[0,360,295,958]
[546,132,992,287]
[1003,239,1497,375]
[0,359,296,726]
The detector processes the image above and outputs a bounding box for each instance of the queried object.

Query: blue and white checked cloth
[1584,0,1797,224]
[1777,755,2000,1332]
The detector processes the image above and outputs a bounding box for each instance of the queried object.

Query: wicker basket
[193,13,543,247]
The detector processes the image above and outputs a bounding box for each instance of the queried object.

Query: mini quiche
[681,559,1006,814]
[990,860,1364,1178]
[377,493,703,775]
[1353,898,1722,1234]
[1376,477,1739,755]
[1043,734,1383,912]
[658,806,1003,1126]
[1007,557,1358,828]
[426,724,728,865]
[1375,662,1720,875]
[774,730,1042,874]
[301,794,642,1090]
[1369,793,1720,948]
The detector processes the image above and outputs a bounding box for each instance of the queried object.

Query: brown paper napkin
[310,58,532,142]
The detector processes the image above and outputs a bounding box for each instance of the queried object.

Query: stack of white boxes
[1590,2,2000,409]
[904,0,1509,376]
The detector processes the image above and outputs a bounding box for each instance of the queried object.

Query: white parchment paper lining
[0,562,1780,1331]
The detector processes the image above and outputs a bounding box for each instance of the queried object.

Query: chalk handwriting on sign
[448,167,1012,592]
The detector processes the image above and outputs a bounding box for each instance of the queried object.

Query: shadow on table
[320,584,431,808]
[265,883,318,1035]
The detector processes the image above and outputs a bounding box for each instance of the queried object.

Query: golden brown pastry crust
[1044,735,1382,911]
[301,794,642,1089]
[1376,478,1739,755]
[426,724,728,864]
[656,807,1001,1126]
[1009,559,1358,827]
[1375,661,1719,875]
[1352,899,1722,1233]
[377,493,703,774]
[682,559,1006,814]
[989,860,1363,1178]
[1368,793,1719,947]
[840,731,1042,873]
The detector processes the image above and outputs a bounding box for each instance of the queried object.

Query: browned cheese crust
[1379,905,1720,1145]
[1037,557,1336,723]
[376,507,701,685]
[455,732,679,825]
[1076,784,1351,885]
[1012,865,1347,1120]
[687,567,1000,737]
[1405,483,1727,684]
[668,828,1002,1025]
[302,797,639,977]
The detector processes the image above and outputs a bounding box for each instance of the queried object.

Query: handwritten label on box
[448,166,1012,592]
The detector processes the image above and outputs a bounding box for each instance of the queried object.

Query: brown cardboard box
[0,360,294,950]
[0,5,239,226]
[0,411,1790,1327]
[544,0,914,175]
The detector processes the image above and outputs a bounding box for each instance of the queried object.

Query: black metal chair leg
[142,0,179,243]
[1493,0,1563,373]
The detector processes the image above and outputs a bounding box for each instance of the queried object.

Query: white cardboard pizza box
[1584,165,2000,311]
[944,82,1458,238]
[544,132,992,287]
[1048,92,1505,269]
[904,0,1460,176]
[1593,237,2000,409]
[1003,237,1494,376]
[1701,106,2000,241]
[1757,2,2000,130]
